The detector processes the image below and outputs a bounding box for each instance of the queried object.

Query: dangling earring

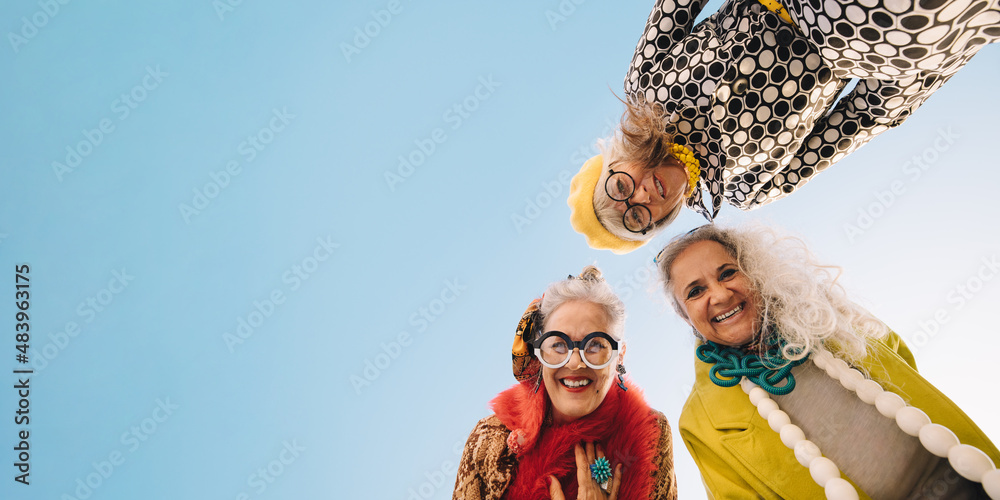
[533,371,543,393]
[616,364,628,391]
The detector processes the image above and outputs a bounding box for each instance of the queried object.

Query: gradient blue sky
[1,1,998,499]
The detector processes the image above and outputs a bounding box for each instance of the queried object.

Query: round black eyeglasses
[605,169,653,234]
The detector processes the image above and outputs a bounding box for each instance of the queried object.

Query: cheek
[592,369,614,394]
[746,289,761,316]
[672,295,693,322]
[681,301,704,327]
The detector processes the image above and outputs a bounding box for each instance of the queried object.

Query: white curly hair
[655,223,888,364]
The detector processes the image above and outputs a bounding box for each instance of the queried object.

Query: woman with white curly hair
[655,224,999,499]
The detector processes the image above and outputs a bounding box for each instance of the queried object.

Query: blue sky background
[0,1,997,499]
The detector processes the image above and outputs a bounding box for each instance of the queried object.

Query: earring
[533,371,543,393]
[616,364,628,391]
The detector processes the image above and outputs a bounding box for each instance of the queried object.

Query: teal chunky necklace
[696,340,809,396]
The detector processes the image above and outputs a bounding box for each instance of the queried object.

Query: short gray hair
[538,265,626,341]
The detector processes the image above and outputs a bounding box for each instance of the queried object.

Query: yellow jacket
[679,333,1000,499]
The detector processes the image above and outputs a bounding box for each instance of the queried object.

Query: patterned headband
[511,298,542,382]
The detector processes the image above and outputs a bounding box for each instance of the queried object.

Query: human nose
[567,348,587,369]
[706,282,733,305]
[631,183,651,204]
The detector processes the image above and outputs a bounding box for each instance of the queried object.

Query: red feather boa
[491,378,660,500]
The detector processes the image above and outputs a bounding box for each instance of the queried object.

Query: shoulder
[868,329,918,371]
[678,378,711,437]
[678,366,759,448]
[647,409,675,459]
[473,414,509,433]
[455,415,517,500]
[649,409,672,435]
[679,371,722,424]
[461,415,511,458]
[647,410,680,500]
[643,409,673,449]
[650,408,668,425]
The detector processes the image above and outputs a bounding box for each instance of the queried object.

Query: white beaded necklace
[739,348,1000,499]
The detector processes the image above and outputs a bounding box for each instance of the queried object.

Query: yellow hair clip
[667,143,701,197]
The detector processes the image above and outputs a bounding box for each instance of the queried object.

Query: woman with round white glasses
[453,266,678,500]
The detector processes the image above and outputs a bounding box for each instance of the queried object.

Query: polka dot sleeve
[744,70,957,208]
[628,0,713,87]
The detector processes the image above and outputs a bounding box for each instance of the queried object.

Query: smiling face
[540,300,621,424]
[669,240,760,346]
[609,159,688,224]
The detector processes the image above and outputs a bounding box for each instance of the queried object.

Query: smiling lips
[712,303,744,323]
[560,376,593,392]
[653,175,665,199]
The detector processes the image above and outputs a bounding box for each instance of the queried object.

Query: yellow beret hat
[567,154,646,255]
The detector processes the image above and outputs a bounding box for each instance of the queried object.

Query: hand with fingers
[548,442,623,500]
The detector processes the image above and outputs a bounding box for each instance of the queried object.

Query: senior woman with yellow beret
[568,0,1000,254]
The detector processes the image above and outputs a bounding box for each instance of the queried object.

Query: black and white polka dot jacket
[627,0,994,219]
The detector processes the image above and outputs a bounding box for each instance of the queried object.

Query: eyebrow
[683,263,733,292]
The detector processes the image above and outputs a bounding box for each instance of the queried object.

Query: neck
[552,412,573,425]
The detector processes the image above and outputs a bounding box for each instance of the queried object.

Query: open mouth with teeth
[560,377,593,391]
[712,303,743,323]
[653,175,665,198]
